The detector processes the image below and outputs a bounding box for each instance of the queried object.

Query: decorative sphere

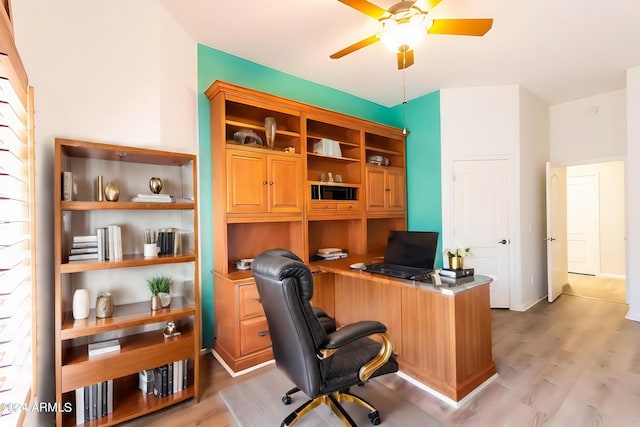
[104,182,120,201]
[149,177,163,194]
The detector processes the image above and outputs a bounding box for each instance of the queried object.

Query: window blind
[0,24,36,425]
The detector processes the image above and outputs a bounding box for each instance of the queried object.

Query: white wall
[567,162,625,277]
[550,90,626,165]
[626,66,640,321]
[440,85,548,311]
[517,88,550,308]
[11,0,197,422]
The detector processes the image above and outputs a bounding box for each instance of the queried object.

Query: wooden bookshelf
[53,138,200,426]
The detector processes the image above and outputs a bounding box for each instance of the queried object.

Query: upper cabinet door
[386,168,406,211]
[366,167,387,210]
[226,149,267,213]
[268,155,302,213]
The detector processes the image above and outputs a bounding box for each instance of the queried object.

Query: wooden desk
[311,256,496,402]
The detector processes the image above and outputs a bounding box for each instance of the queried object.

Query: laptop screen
[383,231,439,270]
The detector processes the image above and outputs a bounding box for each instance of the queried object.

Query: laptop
[365,231,439,280]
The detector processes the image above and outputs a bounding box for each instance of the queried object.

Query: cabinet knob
[269,181,274,185]
[324,205,328,209]
[385,188,391,192]
[257,331,269,337]
[262,181,268,185]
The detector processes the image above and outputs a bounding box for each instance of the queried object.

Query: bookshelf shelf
[61,329,195,392]
[61,297,196,340]
[60,253,196,273]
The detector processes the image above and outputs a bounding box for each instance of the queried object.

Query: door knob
[498,239,508,244]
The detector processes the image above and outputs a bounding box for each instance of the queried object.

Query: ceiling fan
[331,0,493,69]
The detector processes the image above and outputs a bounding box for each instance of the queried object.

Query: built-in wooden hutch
[206,81,407,373]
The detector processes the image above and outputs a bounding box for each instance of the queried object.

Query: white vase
[72,289,90,319]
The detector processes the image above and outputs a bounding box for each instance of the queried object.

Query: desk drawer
[239,283,264,319]
[336,201,360,211]
[309,202,337,211]
[240,316,272,355]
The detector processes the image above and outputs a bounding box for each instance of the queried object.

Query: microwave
[311,185,357,201]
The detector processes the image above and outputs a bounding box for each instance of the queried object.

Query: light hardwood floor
[123,294,640,426]
[563,273,626,304]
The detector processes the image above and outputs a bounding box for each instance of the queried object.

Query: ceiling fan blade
[415,0,442,11]
[397,50,415,70]
[338,0,388,20]
[330,34,380,59]
[428,18,493,36]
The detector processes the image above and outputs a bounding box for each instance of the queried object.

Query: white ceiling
[159,0,640,107]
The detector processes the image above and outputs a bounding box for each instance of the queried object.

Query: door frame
[442,155,516,309]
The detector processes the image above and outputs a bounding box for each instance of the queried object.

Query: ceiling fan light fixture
[379,8,427,53]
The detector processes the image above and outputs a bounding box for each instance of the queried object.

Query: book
[68,253,99,261]
[75,387,85,425]
[84,385,90,422]
[62,171,77,201]
[167,361,174,395]
[91,383,98,420]
[439,275,475,286]
[96,227,107,261]
[182,359,188,389]
[100,381,107,417]
[173,360,179,393]
[439,268,474,278]
[71,241,98,249]
[136,193,173,199]
[70,247,99,255]
[88,339,121,357]
[132,193,176,203]
[73,235,98,243]
[107,225,122,260]
[106,380,113,415]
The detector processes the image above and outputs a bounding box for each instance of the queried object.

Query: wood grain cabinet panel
[226,149,267,213]
[366,166,406,212]
[240,316,272,355]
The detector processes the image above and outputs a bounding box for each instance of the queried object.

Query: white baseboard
[211,349,274,377]
[625,309,640,323]
[510,295,547,312]
[395,370,498,409]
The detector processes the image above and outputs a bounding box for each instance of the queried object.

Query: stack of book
[68,235,98,262]
[88,339,121,358]
[315,247,347,260]
[438,268,475,285]
[131,193,176,203]
[138,359,189,397]
[75,380,113,424]
[157,228,179,255]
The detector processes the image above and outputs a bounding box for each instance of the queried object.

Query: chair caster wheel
[368,410,381,425]
[282,395,292,405]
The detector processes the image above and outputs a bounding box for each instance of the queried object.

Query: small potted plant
[147,274,172,310]
[444,247,472,270]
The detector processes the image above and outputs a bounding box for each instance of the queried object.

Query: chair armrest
[324,321,387,349]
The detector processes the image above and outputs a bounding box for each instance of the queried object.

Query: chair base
[281,390,381,427]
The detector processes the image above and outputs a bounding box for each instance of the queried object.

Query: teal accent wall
[395,92,444,268]
[197,43,442,346]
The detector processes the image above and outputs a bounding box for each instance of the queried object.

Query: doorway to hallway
[563,273,626,304]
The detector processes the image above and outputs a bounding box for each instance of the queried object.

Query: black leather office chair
[252,250,398,426]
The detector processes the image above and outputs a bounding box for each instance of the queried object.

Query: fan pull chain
[402,51,407,135]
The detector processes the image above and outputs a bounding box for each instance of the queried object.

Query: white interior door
[546,162,569,302]
[567,174,600,275]
[453,159,511,308]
